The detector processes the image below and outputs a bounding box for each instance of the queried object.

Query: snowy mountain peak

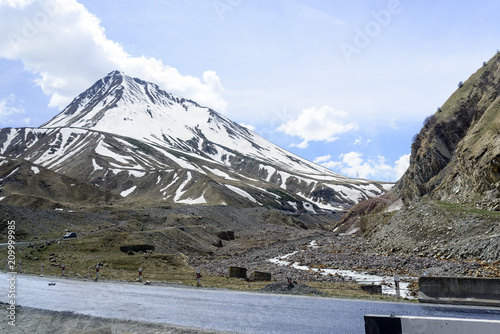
[43,70,186,128]
[0,71,393,211]
[41,71,267,166]
[108,69,125,77]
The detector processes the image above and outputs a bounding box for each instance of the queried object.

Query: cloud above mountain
[315,152,410,181]
[0,0,226,112]
[277,105,358,148]
[0,94,28,125]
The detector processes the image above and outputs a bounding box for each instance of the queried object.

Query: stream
[268,240,415,299]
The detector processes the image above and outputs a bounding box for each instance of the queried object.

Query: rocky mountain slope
[398,55,500,207]
[338,52,500,263]
[0,71,391,212]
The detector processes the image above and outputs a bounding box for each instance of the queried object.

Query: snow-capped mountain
[0,71,391,211]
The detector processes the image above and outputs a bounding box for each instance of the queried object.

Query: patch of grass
[465,102,500,153]
[436,201,500,217]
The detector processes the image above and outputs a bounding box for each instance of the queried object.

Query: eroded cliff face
[337,53,500,263]
[434,105,500,209]
[397,52,500,207]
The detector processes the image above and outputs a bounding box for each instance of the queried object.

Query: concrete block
[361,284,382,295]
[249,271,272,281]
[228,267,247,278]
[419,276,500,307]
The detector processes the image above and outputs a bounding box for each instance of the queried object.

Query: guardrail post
[196,268,202,287]
[394,275,401,298]
[287,272,292,286]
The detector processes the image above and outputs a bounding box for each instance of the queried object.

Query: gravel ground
[0,302,233,334]
[190,231,498,284]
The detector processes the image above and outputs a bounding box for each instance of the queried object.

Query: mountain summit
[0,71,391,211]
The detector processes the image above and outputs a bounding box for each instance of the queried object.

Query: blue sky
[0,0,499,182]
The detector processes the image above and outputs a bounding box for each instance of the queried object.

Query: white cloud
[0,0,226,111]
[315,155,341,169]
[239,123,256,131]
[339,152,376,179]
[390,117,399,129]
[291,140,309,149]
[313,154,331,163]
[319,151,410,182]
[353,137,371,146]
[0,94,26,124]
[277,105,358,148]
[319,160,341,169]
[394,154,410,178]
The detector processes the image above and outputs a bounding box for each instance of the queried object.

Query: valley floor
[191,231,498,292]
[2,204,498,301]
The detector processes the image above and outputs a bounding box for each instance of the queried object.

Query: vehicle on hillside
[63,232,77,239]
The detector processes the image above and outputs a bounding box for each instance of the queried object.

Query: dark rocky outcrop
[119,245,155,254]
[216,231,235,241]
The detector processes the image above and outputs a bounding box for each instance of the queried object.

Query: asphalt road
[2,273,500,333]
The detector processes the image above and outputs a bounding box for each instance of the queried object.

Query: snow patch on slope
[121,186,137,197]
[225,184,259,204]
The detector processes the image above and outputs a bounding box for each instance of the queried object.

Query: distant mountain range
[0,70,391,211]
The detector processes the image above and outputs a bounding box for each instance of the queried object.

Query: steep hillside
[338,52,500,263]
[0,156,114,209]
[398,52,500,206]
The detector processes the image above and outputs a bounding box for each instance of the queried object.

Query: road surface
[2,273,500,333]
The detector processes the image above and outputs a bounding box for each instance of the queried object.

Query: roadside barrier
[365,314,500,334]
